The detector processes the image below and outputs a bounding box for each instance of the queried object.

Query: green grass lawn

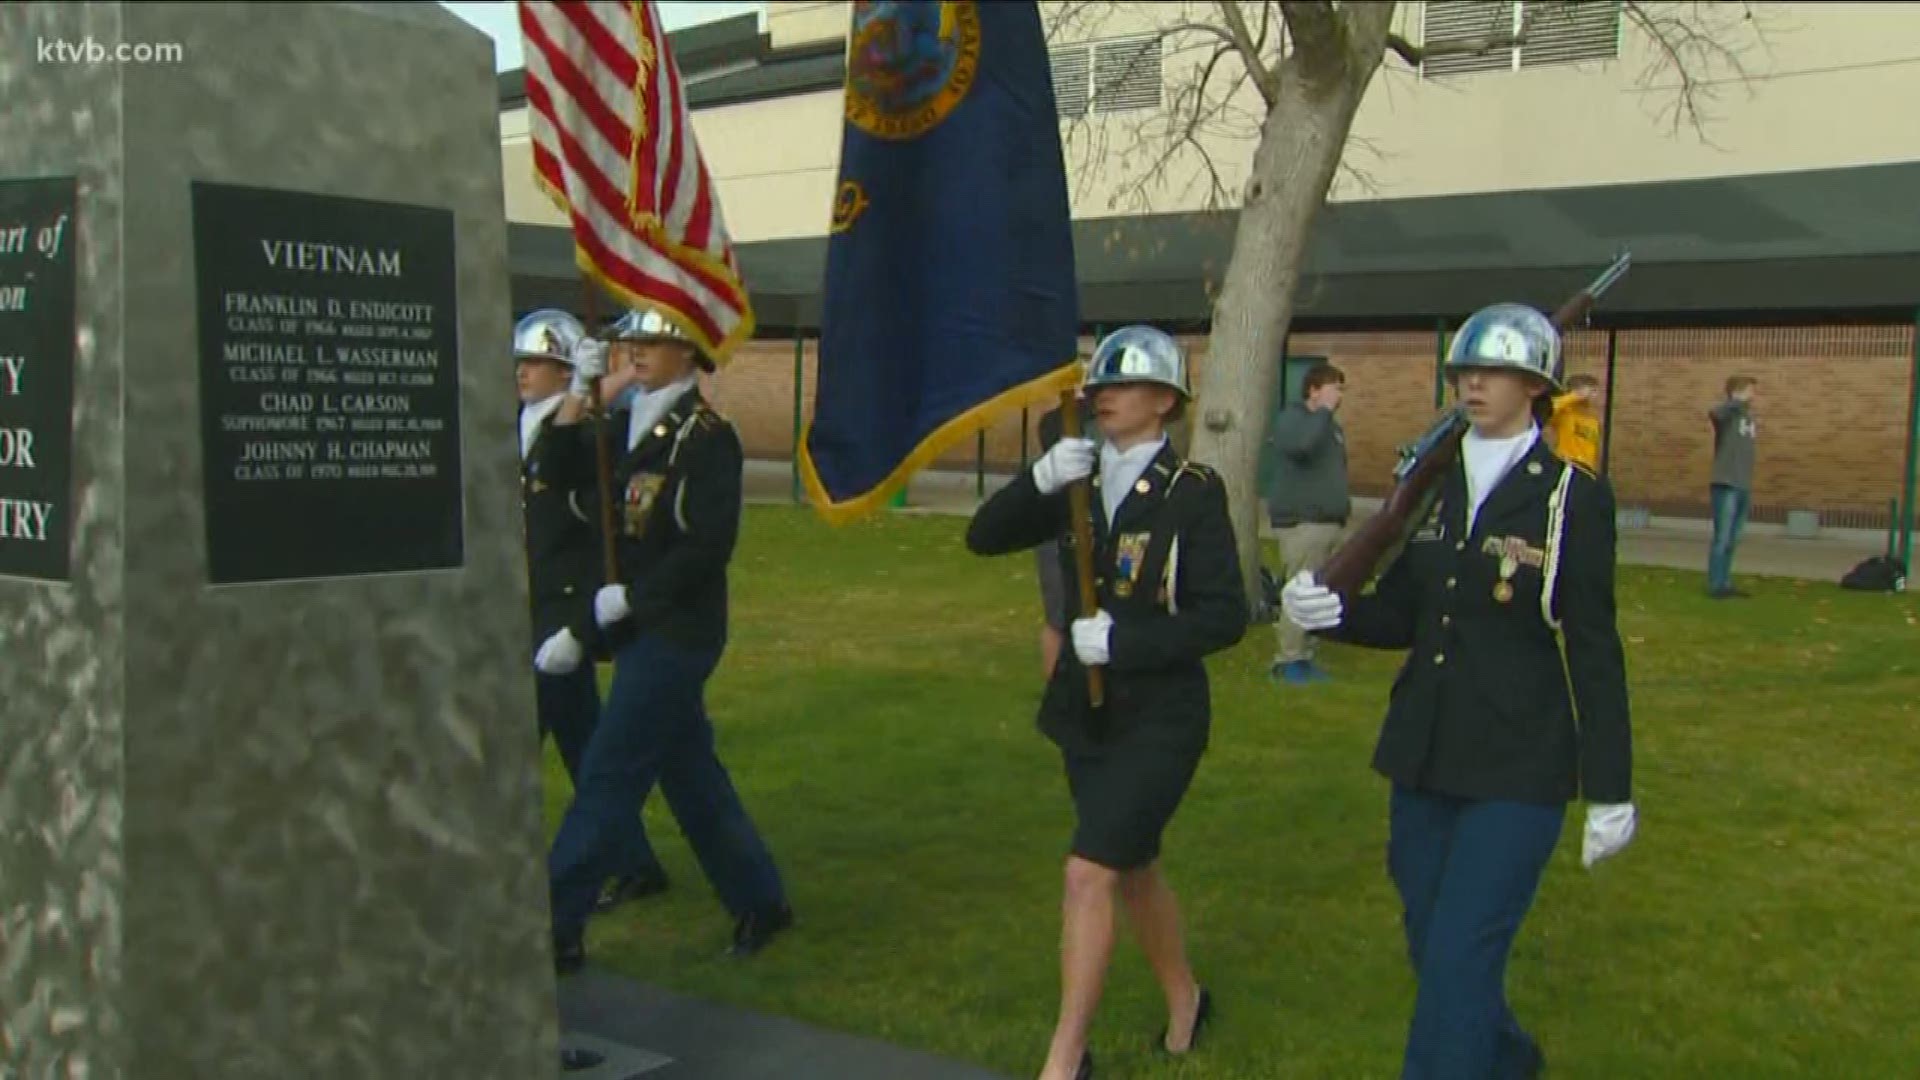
[543,505,1920,1079]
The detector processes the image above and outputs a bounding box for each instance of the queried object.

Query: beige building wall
[767,0,849,47]
[502,2,1920,241]
[1347,2,1920,201]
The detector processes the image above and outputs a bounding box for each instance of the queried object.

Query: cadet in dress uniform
[538,305,792,974]
[514,309,658,1075]
[967,327,1245,1080]
[1283,302,1639,1079]
[516,310,671,906]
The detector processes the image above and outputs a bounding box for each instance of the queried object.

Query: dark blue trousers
[536,665,663,873]
[548,633,785,945]
[534,666,599,784]
[1388,785,1565,1080]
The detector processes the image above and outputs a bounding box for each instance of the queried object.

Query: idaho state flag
[799,0,1081,523]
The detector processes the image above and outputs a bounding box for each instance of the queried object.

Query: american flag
[517,0,754,363]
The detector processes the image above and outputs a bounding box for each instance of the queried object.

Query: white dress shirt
[1461,423,1539,534]
[519,393,564,460]
[625,376,700,451]
[1100,435,1167,524]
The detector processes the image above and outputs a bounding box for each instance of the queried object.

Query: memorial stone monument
[0,2,560,1075]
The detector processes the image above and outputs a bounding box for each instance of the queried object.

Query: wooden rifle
[1316,251,1632,594]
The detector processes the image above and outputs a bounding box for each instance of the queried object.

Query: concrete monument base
[1,3,559,1076]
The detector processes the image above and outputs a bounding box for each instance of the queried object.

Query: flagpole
[581,282,620,584]
[1058,390,1104,709]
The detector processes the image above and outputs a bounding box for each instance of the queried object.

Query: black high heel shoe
[1074,1049,1094,1080]
[1159,986,1213,1055]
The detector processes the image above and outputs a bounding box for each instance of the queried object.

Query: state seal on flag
[845,0,981,140]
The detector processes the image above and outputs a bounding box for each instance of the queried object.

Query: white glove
[1032,437,1097,495]
[534,628,584,675]
[1070,610,1113,666]
[594,584,631,629]
[1281,570,1342,631]
[1582,802,1637,869]
[569,338,608,395]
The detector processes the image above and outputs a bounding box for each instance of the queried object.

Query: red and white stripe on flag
[518,0,754,364]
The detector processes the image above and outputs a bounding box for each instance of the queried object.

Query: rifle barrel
[1587,251,1632,300]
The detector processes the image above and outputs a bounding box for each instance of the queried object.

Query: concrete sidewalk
[745,460,1891,585]
[558,970,1013,1080]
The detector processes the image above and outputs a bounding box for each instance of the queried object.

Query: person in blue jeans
[1707,376,1758,598]
[1284,302,1638,1079]
[538,305,792,975]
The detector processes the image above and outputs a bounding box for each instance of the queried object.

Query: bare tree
[1045,0,1787,608]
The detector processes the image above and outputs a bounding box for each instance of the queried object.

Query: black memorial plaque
[191,182,464,585]
[0,176,78,584]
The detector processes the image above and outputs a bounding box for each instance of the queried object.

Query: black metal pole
[1600,326,1619,478]
[791,329,804,504]
[1897,306,1920,574]
[976,430,986,498]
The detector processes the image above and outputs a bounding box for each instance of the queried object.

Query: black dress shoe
[1159,986,1213,1054]
[727,904,794,957]
[595,869,670,913]
[555,937,586,978]
[560,1047,604,1071]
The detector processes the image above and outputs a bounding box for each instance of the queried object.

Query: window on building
[1420,0,1620,78]
[1518,1,1623,69]
[1049,44,1090,118]
[1049,35,1163,117]
[1092,35,1162,113]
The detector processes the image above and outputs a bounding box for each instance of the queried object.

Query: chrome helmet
[602,306,713,371]
[512,308,585,366]
[603,306,691,343]
[1083,325,1190,399]
[1445,303,1563,390]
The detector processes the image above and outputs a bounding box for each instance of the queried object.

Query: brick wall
[708,323,1916,522]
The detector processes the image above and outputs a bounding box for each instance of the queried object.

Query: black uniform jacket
[544,386,739,655]
[967,443,1247,755]
[1323,437,1633,805]
[522,408,607,659]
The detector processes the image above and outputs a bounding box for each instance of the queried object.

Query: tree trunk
[1185,5,1398,617]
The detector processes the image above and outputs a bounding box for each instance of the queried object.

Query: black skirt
[1061,733,1203,870]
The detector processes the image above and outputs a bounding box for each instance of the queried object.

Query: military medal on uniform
[1494,554,1517,604]
[624,473,665,537]
[1115,532,1150,599]
[1484,536,1544,604]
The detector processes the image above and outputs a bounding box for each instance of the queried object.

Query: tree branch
[1278,0,1343,73]
[1214,1,1277,105]
[1621,0,1779,143]
[1384,29,1523,66]
[1383,0,1531,68]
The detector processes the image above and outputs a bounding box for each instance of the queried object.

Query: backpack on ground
[1840,556,1906,593]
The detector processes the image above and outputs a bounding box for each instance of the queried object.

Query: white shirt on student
[1461,423,1539,535]
[519,393,564,461]
[1100,436,1167,525]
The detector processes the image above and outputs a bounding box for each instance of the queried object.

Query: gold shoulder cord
[670,412,705,531]
[1161,469,1188,615]
[1541,464,1575,631]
